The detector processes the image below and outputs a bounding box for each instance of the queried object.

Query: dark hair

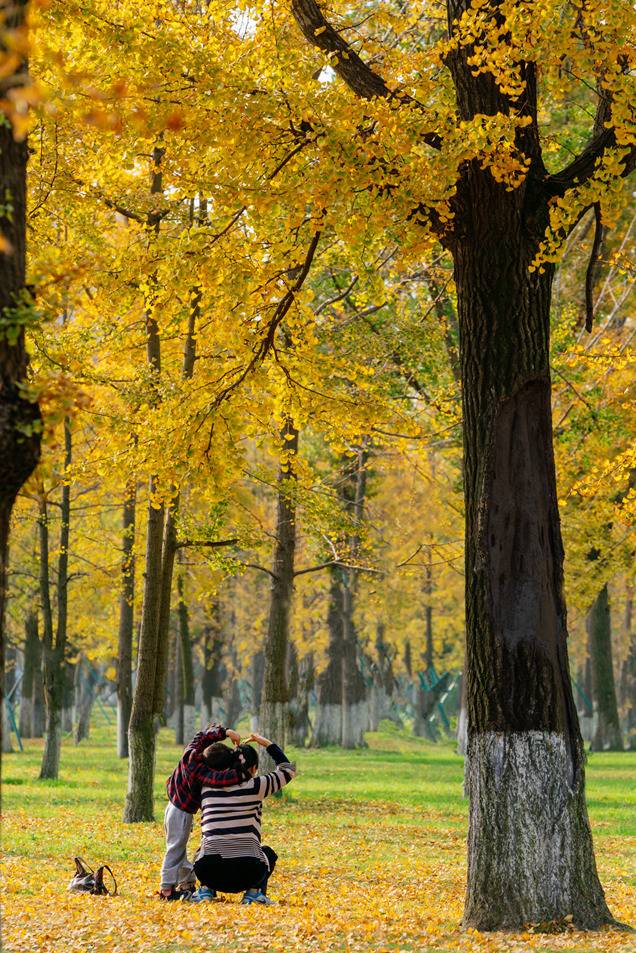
[203,742,234,770]
[203,742,258,778]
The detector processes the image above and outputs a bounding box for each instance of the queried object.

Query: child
[159,723,242,900]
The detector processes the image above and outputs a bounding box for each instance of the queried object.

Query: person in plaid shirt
[159,723,242,900]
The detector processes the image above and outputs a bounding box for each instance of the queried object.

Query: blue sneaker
[241,889,275,906]
[189,885,218,903]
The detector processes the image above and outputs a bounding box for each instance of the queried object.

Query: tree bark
[287,643,313,747]
[620,590,635,749]
[39,419,72,779]
[72,654,97,744]
[369,625,398,731]
[0,0,42,755]
[259,419,298,764]
[124,146,166,822]
[124,474,163,821]
[117,479,136,757]
[176,568,195,743]
[289,3,619,926]
[201,605,225,727]
[19,610,39,738]
[453,164,610,927]
[312,569,345,746]
[587,584,623,752]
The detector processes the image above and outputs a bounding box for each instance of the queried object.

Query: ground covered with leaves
[3,721,635,953]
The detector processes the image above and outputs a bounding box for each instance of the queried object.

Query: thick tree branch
[175,537,239,549]
[291,0,441,150]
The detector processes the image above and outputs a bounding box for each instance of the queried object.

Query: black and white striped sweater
[197,744,296,867]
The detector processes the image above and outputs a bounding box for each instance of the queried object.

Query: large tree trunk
[587,585,623,752]
[0,5,42,755]
[453,159,609,926]
[259,419,298,765]
[117,479,136,758]
[19,610,39,738]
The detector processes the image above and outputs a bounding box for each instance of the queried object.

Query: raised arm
[184,726,243,788]
[247,733,297,799]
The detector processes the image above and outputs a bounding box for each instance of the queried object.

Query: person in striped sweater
[191,732,296,905]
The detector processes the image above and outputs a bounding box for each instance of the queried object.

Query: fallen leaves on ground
[3,801,635,953]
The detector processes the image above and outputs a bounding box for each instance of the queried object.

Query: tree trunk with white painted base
[312,571,345,746]
[259,420,298,768]
[116,480,136,758]
[454,151,610,927]
[177,570,196,743]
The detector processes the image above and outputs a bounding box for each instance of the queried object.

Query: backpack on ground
[68,857,118,896]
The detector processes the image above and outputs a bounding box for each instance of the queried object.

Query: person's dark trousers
[194,846,278,894]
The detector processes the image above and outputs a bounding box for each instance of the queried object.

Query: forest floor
[2,717,635,953]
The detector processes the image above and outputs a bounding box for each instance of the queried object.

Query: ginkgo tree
[282,0,636,931]
[6,0,635,934]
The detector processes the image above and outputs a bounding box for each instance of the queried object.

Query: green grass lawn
[2,714,635,953]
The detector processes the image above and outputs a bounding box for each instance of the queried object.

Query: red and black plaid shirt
[166,725,241,814]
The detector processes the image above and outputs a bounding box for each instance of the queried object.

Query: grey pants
[160,802,195,888]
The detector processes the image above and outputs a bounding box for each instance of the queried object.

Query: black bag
[68,857,118,896]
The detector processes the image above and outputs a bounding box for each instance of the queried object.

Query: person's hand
[226,729,241,746]
[246,732,272,747]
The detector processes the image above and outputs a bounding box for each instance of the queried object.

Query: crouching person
[193,732,296,905]
[159,723,242,900]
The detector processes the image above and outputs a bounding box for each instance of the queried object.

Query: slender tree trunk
[62,661,74,734]
[259,419,298,763]
[369,625,398,731]
[124,474,163,820]
[124,147,166,822]
[249,649,264,731]
[40,419,72,779]
[32,629,44,737]
[424,549,434,670]
[341,572,367,748]
[201,606,225,727]
[177,569,195,742]
[0,1,42,753]
[620,590,636,749]
[312,570,345,746]
[73,654,97,744]
[3,643,17,750]
[19,610,39,738]
[117,479,136,757]
[453,163,609,927]
[287,642,313,746]
[587,585,623,752]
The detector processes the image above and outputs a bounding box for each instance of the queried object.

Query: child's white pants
[160,802,194,888]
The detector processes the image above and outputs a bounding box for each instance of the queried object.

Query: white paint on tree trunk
[312,703,342,745]
[182,704,196,742]
[342,700,368,748]
[464,731,611,929]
